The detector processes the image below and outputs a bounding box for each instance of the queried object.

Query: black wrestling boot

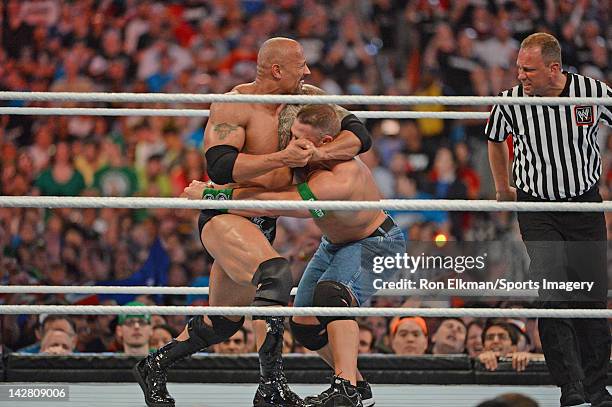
[253,316,304,407]
[304,376,362,407]
[133,338,204,407]
[356,381,374,407]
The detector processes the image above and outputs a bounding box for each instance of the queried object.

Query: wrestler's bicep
[204,121,246,151]
[204,102,248,150]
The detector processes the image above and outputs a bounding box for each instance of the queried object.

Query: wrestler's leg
[203,215,302,406]
[292,315,365,382]
[202,215,282,286]
[176,261,254,341]
[133,261,247,407]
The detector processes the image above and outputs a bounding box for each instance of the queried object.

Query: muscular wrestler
[134,38,371,407]
[186,105,405,407]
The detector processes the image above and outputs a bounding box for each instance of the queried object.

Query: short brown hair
[520,32,562,65]
[296,105,341,138]
[482,319,519,345]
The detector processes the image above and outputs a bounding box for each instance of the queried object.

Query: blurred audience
[0,1,608,367]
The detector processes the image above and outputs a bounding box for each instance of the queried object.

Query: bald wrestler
[185,105,405,407]
[134,38,371,407]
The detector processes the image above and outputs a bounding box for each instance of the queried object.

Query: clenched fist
[281,138,315,168]
[183,180,213,200]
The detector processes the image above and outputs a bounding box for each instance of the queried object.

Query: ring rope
[0,305,608,318]
[0,285,549,297]
[1,91,609,105]
[5,285,612,298]
[1,196,610,212]
[0,107,490,120]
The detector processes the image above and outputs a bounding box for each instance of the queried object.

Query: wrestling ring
[1,91,611,406]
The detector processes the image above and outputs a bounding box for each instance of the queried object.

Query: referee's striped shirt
[486,72,612,200]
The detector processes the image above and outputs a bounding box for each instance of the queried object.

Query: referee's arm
[601,85,612,127]
[486,104,515,201]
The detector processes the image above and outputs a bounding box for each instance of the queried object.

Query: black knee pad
[251,257,293,306]
[312,281,355,327]
[289,318,328,351]
[187,315,245,348]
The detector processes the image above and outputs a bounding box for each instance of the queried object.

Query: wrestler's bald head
[258,37,301,65]
[256,37,309,92]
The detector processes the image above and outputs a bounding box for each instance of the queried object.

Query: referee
[487,33,612,407]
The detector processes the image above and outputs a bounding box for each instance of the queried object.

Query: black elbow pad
[205,145,239,184]
[341,114,372,154]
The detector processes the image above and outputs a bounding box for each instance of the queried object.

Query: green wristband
[296,182,326,218]
[202,188,233,213]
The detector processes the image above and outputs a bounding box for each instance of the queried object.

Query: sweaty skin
[185,117,386,387]
[198,38,364,299]
[230,158,387,244]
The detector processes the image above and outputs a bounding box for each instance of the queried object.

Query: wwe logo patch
[574,106,594,126]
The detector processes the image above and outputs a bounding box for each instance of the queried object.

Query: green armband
[202,188,233,213]
[297,182,326,218]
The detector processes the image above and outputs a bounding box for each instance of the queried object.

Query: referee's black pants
[517,186,610,393]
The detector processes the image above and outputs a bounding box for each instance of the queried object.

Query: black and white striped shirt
[486,72,612,200]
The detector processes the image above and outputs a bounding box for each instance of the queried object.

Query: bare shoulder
[310,160,358,185]
[231,82,256,94]
[330,159,361,179]
[208,85,253,124]
[302,84,326,95]
[302,84,350,118]
[307,163,353,199]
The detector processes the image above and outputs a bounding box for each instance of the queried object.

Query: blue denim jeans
[294,219,406,307]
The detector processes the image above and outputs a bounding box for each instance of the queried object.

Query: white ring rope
[0,285,549,297]
[1,196,610,212]
[0,305,608,318]
[0,107,490,120]
[1,91,609,106]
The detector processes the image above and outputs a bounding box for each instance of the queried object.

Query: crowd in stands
[12,300,545,375]
[0,0,610,374]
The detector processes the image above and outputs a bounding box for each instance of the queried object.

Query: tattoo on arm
[214,123,239,140]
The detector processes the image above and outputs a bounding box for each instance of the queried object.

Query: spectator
[92,140,139,197]
[213,328,249,355]
[358,323,375,354]
[40,329,76,355]
[389,317,429,356]
[478,319,539,372]
[34,141,86,196]
[466,321,484,358]
[150,324,176,351]
[19,315,76,353]
[73,137,103,188]
[137,153,172,197]
[476,392,539,407]
[430,318,467,355]
[495,393,539,407]
[507,319,532,352]
[115,301,153,356]
[73,315,109,352]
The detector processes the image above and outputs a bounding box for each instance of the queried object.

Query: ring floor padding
[0,382,603,406]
